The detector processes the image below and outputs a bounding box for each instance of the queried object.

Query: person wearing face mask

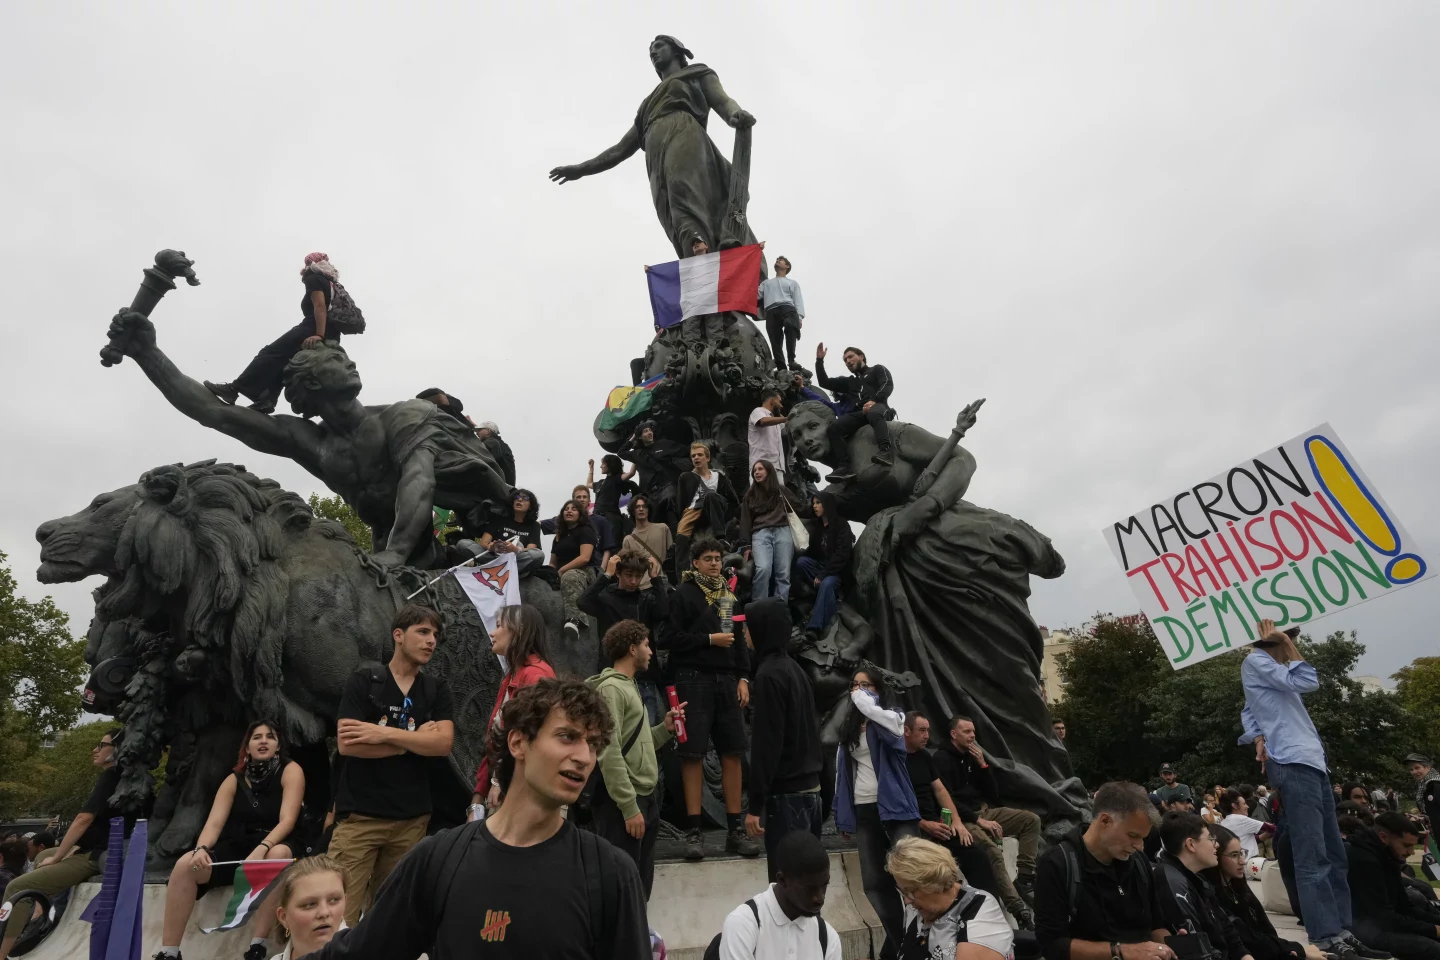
[0,729,148,960]
[270,856,348,959]
[473,605,556,811]
[834,668,921,958]
[153,721,305,960]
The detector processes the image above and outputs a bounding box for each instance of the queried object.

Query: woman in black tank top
[156,720,305,955]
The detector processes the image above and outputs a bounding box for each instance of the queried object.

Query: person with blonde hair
[271,856,347,959]
[887,837,1014,960]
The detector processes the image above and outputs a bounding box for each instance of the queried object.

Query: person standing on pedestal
[205,253,344,415]
[1239,619,1390,960]
[758,256,805,372]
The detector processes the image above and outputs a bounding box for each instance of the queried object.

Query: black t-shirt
[301,270,333,321]
[78,766,140,853]
[552,523,598,569]
[305,820,651,960]
[594,475,638,515]
[486,516,543,550]
[335,666,454,820]
[907,749,943,821]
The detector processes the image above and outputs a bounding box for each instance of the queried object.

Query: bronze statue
[36,460,567,863]
[101,309,509,569]
[787,401,1086,826]
[549,35,761,257]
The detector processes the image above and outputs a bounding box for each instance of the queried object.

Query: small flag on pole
[201,860,293,933]
[456,552,521,633]
[645,244,762,329]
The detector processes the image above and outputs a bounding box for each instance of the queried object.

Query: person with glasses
[833,668,921,958]
[0,730,146,960]
[888,836,1014,960]
[1155,812,1251,960]
[329,604,454,927]
[477,488,545,574]
[1217,788,1273,861]
[1204,824,1325,960]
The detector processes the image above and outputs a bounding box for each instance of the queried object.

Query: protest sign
[1103,424,1430,669]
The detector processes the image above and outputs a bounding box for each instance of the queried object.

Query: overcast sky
[3,2,1437,681]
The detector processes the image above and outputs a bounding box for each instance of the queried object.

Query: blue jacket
[834,691,920,831]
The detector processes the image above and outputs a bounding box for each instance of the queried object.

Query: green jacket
[588,668,672,819]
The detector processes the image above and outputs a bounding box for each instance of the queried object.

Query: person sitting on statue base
[475,488,545,575]
[815,342,896,480]
[204,252,353,415]
[154,720,304,960]
[796,490,852,642]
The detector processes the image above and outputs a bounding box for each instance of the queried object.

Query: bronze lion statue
[36,460,565,862]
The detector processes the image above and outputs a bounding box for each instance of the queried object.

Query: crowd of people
[10,254,1433,960]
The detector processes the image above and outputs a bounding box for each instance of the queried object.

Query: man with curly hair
[308,677,650,959]
[586,620,686,899]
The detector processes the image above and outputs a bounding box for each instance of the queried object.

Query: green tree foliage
[308,493,372,551]
[11,720,118,819]
[0,550,90,817]
[1056,615,1422,792]
[1052,616,1168,787]
[1392,656,1440,757]
[0,550,87,742]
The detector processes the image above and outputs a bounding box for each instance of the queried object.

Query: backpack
[1059,836,1154,920]
[573,677,646,820]
[433,820,620,960]
[326,280,366,334]
[702,898,829,960]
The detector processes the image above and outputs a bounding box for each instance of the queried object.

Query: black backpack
[326,280,366,334]
[432,820,621,960]
[702,898,828,960]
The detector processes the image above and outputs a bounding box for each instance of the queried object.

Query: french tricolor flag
[646,244,763,329]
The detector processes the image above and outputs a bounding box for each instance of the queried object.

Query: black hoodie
[1347,826,1438,937]
[744,597,822,815]
[932,738,999,822]
[805,489,854,579]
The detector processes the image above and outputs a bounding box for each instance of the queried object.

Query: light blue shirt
[757,275,805,318]
[1238,651,1327,773]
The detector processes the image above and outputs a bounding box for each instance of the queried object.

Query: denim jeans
[1269,761,1351,942]
[854,802,919,956]
[797,557,840,630]
[751,525,794,600]
[763,791,823,882]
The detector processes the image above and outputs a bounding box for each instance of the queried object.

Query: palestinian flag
[598,374,665,432]
[201,860,293,933]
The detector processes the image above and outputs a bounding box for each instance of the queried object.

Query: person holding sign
[1238,620,1390,960]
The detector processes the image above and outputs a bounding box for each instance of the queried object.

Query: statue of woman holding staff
[549,35,761,259]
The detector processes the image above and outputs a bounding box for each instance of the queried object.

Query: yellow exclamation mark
[1305,435,1426,584]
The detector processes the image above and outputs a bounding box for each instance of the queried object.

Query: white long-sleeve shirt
[758,276,806,318]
